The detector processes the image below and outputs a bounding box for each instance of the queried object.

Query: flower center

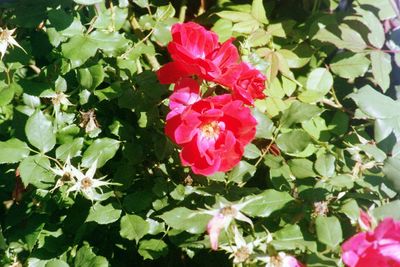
[81,177,93,189]
[220,206,237,217]
[200,121,220,139]
[234,246,250,263]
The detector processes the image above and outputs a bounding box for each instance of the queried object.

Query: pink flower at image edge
[342,217,400,267]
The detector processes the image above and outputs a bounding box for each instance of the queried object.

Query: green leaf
[280,101,322,128]
[138,239,168,260]
[61,35,98,68]
[329,175,354,189]
[45,260,69,267]
[158,207,211,234]
[349,85,400,119]
[25,110,56,153]
[133,0,149,8]
[81,138,120,168]
[315,153,335,177]
[383,157,400,192]
[288,159,316,178]
[217,11,254,22]
[74,0,103,5]
[373,200,400,220]
[120,214,149,242]
[89,31,130,56]
[227,161,256,184]
[340,199,359,221]
[242,189,293,217]
[313,26,367,52]
[306,68,333,95]
[315,216,342,248]
[330,52,370,79]
[272,224,317,251]
[276,129,312,154]
[0,226,6,250]
[355,8,385,48]
[19,155,54,189]
[75,245,109,267]
[359,0,396,20]
[340,25,367,51]
[212,19,233,43]
[370,50,392,92]
[244,143,262,159]
[232,19,260,34]
[56,138,84,161]
[251,0,268,24]
[302,117,328,139]
[253,108,274,139]
[0,139,30,164]
[86,203,121,225]
[0,83,15,106]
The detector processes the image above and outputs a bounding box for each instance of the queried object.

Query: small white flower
[220,226,254,264]
[49,157,75,192]
[67,160,113,201]
[0,28,25,59]
[203,199,253,250]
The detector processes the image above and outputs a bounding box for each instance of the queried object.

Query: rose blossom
[342,217,400,267]
[205,201,253,250]
[156,22,239,84]
[167,77,201,120]
[217,62,266,105]
[165,94,257,175]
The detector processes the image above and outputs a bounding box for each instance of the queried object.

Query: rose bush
[0,0,399,266]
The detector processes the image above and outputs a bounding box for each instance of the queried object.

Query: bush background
[0,0,399,266]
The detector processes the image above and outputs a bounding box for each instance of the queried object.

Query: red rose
[167,78,201,120]
[157,22,239,84]
[218,62,266,105]
[165,94,257,175]
[342,217,400,267]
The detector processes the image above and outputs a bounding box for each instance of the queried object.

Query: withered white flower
[203,198,253,250]
[49,157,75,192]
[67,160,113,201]
[220,226,254,264]
[0,28,25,59]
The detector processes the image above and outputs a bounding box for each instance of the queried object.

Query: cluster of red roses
[156,22,267,176]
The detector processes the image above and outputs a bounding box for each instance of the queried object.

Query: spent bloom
[0,28,25,59]
[67,160,113,201]
[341,217,400,267]
[204,199,253,251]
[220,226,254,264]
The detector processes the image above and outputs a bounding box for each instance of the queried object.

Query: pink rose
[156,22,239,84]
[167,78,201,120]
[218,62,266,105]
[165,94,257,175]
[342,218,400,267]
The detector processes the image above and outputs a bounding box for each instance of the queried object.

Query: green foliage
[0,0,399,266]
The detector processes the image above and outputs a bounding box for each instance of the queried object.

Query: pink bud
[207,213,226,250]
[358,210,372,231]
